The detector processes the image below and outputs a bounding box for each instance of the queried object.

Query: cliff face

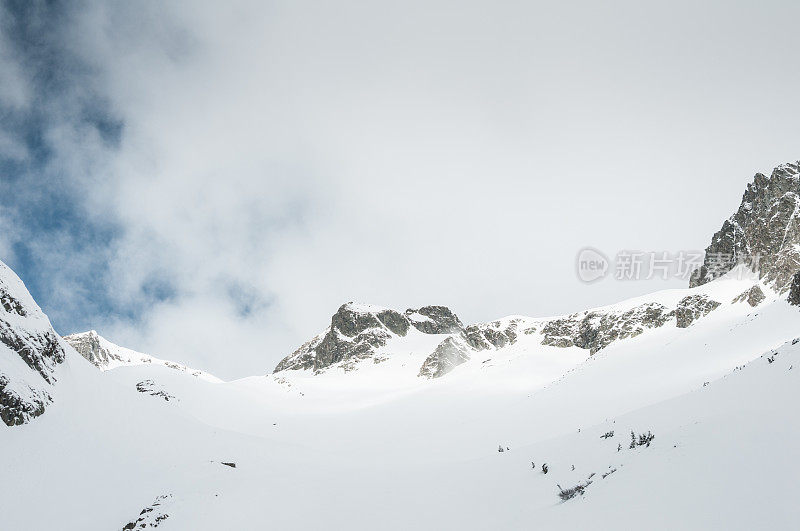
[0,260,69,426]
[690,161,800,291]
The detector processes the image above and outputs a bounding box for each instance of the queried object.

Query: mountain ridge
[64,330,221,383]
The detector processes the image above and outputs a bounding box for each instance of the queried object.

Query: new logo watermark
[575,247,609,283]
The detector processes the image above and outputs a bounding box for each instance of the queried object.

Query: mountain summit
[690,161,800,290]
[273,302,466,373]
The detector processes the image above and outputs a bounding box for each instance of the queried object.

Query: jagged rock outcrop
[541,303,673,354]
[65,330,119,368]
[0,260,68,426]
[675,295,721,328]
[732,285,766,307]
[136,380,176,401]
[788,272,800,306]
[419,318,539,378]
[122,494,172,530]
[690,161,800,291]
[418,336,472,378]
[277,291,731,377]
[406,306,463,334]
[463,318,535,351]
[274,302,466,373]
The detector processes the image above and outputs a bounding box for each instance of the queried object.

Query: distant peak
[63,331,221,382]
[691,159,800,290]
[273,302,465,373]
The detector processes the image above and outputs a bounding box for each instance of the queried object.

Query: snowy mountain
[0,260,70,425]
[273,274,766,379]
[2,160,800,529]
[691,160,800,290]
[64,330,221,382]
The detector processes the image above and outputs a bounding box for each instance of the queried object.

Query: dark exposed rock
[405,306,464,334]
[1,293,26,316]
[0,375,49,426]
[416,318,535,378]
[732,285,766,307]
[418,336,472,378]
[463,319,528,351]
[331,305,402,338]
[1,260,67,426]
[690,161,800,291]
[0,325,64,383]
[675,295,721,328]
[121,494,172,530]
[788,272,800,306]
[274,302,466,373]
[136,380,175,401]
[541,303,673,354]
[376,310,410,336]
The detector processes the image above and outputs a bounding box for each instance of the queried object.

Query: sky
[2,0,800,379]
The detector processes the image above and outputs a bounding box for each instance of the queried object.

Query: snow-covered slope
[2,268,798,530]
[0,259,71,425]
[3,161,800,529]
[64,330,221,382]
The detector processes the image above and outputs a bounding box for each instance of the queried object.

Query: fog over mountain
[4,4,800,527]
[2,1,800,378]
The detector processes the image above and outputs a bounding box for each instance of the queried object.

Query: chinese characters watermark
[575,248,760,283]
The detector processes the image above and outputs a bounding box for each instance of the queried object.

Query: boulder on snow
[732,285,766,307]
[675,295,721,328]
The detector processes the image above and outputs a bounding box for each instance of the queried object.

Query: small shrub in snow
[629,430,655,448]
[601,468,617,479]
[542,463,549,474]
[498,445,504,453]
[600,430,614,439]
[557,478,593,502]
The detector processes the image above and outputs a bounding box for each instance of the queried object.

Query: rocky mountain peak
[63,330,115,369]
[405,305,464,334]
[690,160,800,290]
[330,303,410,338]
[273,302,465,373]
